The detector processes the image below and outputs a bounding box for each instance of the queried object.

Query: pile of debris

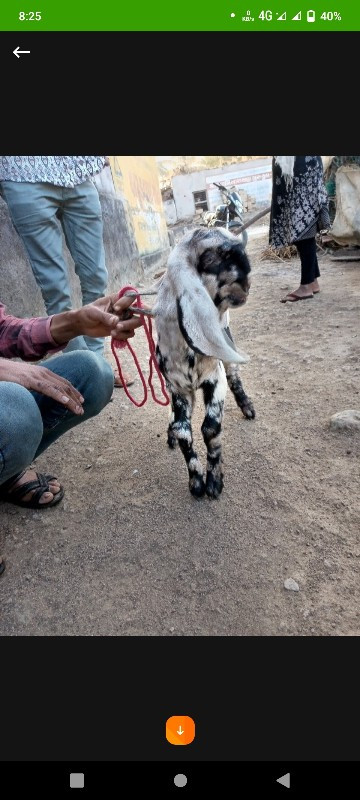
[236,189,257,213]
[260,244,297,262]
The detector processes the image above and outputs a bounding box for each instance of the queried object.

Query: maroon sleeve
[0,303,62,361]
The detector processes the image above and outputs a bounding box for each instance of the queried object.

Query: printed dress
[269,156,330,248]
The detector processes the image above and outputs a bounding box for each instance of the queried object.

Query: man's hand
[0,359,85,415]
[50,293,143,345]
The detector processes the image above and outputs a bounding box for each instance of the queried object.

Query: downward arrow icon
[177,726,184,735]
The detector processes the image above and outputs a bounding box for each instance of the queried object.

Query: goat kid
[153,227,255,499]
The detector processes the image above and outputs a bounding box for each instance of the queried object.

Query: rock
[169,626,175,632]
[284,578,300,592]
[132,469,139,476]
[329,409,360,431]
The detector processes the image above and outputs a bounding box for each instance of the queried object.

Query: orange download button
[166,716,195,745]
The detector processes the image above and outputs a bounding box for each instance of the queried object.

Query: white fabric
[330,165,360,245]
[275,156,295,185]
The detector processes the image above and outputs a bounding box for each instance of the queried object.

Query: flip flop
[114,371,135,388]
[281,292,314,303]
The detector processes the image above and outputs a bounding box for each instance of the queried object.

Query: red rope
[111,285,169,407]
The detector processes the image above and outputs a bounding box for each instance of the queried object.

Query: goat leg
[171,392,205,498]
[223,326,255,419]
[226,363,255,419]
[201,367,226,499]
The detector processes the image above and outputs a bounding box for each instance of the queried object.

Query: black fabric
[295,237,320,285]
[270,156,330,248]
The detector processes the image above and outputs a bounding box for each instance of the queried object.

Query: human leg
[31,350,114,456]
[60,181,108,355]
[281,237,319,302]
[0,352,113,507]
[0,180,88,352]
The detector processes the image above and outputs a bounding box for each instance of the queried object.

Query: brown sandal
[281,292,313,303]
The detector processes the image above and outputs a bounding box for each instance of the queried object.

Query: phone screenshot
[0,1,359,795]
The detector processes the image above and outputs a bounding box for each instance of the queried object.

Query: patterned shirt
[0,303,60,361]
[0,156,107,188]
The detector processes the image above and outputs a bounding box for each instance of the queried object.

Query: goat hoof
[167,434,177,449]
[189,476,206,498]
[206,474,224,499]
[240,399,256,420]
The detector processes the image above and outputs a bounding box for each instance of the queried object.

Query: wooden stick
[236,205,271,234]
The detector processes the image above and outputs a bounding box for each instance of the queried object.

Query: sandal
[281,292,313,303]
[0,469,64,510]
[114,370,135,388]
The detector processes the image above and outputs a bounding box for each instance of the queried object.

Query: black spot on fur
[177,297,206,356]
[156,345,168,377]
[224,326,234,343]
[202,380,216,405]
[187,352,195,369]
[201,416,221,439]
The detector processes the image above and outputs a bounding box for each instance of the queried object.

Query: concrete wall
[0,157,169,318]
[172,158,272,221]
[163,198,177,225]
[110,156,170,272]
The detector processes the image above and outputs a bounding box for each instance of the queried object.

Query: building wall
[163,198,177,225]
[0,157,169,318]
[110,156,169,270]
[172,158,272,220]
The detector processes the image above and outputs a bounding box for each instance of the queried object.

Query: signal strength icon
[292,11,302,19]
[277,11,286,19]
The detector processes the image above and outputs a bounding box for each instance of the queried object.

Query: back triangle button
[276,773,290,788]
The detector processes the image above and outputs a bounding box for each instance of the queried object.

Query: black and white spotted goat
[153,227,255,499]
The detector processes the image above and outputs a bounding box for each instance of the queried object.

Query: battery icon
[307,9,316,21]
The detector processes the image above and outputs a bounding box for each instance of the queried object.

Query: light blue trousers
[0,179,108,355]
[0,351,114,487]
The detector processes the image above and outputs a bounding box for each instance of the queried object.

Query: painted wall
[172,158,272,220]
[1,156,169,317]
[110,156,169,268]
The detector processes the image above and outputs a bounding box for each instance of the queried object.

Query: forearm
[49,310,81,345]
[0,305,60,360]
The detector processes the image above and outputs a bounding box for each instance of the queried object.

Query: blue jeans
[0,179,108,356]
[0,351,114,487]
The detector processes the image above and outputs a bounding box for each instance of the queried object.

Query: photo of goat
[154,227,255,499]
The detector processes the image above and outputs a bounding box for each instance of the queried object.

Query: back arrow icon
[13,47,31,58]
[177,726,184,735]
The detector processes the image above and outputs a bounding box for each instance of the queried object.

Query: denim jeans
[0,179,108,355]
[0,351,114,487]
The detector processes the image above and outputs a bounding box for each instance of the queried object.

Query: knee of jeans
[0,384,43,482]
[79,352,114,415]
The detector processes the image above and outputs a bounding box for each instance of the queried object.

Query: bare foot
[7,470,61,505]
[309,280,320,294]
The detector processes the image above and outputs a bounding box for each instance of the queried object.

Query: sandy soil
[1,228,359,636]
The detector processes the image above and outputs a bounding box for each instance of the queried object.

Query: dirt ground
[1,227,359,636]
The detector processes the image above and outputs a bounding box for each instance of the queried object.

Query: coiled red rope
[111,285,169,407]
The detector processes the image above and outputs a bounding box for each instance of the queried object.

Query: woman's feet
[281,281,320,302]
[0,469,64,508]
[309,279,320,294]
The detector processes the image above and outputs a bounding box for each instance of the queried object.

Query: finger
[92,310,126,330]
[111,317,143,335]
[112,295,139,313]
[41,369,84,404]
[31,379,84,415]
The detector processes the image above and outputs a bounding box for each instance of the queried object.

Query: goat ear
[175,278,249,364]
